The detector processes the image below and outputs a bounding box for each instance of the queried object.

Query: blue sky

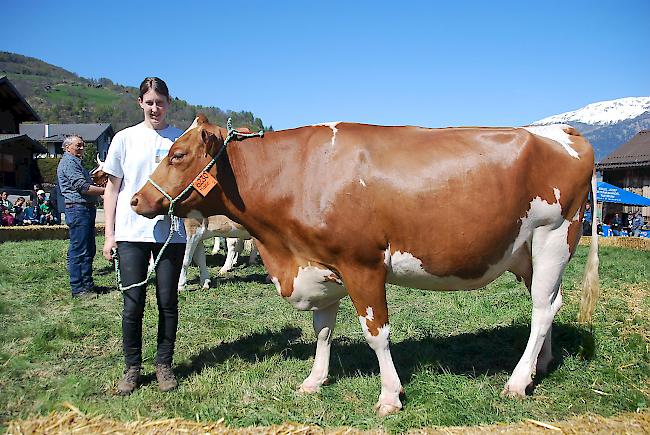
[2,0,649,130]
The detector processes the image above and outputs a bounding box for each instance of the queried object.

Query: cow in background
[179,215,259,291]
[132,116,600,415]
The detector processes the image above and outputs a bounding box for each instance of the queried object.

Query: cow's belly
[385,249,513,290]
[273,266,348,311]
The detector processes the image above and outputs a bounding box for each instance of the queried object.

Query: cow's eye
[170,152,185,163]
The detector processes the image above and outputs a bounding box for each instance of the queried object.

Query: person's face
[139,89,170,129]
[1,192,7,200]
[66,138,85,158]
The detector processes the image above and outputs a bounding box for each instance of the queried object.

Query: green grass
[46,84,121,107]
[0,238,648,432]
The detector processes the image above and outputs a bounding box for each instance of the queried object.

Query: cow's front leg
[298,301,340,393]
[344,267,403,416]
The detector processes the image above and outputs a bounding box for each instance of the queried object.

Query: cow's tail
[578,169,600,324]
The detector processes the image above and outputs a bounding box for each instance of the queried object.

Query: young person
[101,77,186,395]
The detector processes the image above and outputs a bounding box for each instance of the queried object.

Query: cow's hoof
[500,384,527,399]
[297,383,321,394]
[374,402,402,416]
[202,280,211,290]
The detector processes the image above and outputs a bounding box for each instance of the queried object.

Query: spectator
[39,199,56,225]
[0,191,14,213]
[12,197,25,224]
[1,203,14,226]
[57,134,105,299]
[631,212,645,237]
[20,200,40,225]
[582,202,592,236]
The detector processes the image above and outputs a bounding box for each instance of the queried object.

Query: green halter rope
[112,118,264,292]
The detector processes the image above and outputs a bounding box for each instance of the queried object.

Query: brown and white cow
[131,115,599,415]
[180,215,259,291]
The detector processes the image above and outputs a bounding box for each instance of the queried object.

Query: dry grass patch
[6,408,650,434]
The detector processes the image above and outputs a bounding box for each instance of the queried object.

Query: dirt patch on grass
[6,409,649,434]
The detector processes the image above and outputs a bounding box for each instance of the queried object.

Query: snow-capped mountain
[532,97,650,161]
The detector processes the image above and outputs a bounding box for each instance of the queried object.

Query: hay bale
[0,224,105,243]
[580,236,650,251]
[6,409,650,434]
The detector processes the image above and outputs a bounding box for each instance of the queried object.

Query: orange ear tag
[192,171,218,196]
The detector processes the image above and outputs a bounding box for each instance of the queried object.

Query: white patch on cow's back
[287,265,347,311]
[384,188,570,291]
[359,178,367,187]
[313,122,340,147]
[523,124,579,159]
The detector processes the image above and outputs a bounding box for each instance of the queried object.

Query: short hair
[62,134,84,150]
[139,77,171,101]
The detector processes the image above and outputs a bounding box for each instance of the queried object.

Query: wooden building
[596,130,650,219]
[0,76,47,188]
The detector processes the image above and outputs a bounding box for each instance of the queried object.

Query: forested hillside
[0,51,267,132]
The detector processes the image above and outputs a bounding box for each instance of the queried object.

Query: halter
[113,118,264,291]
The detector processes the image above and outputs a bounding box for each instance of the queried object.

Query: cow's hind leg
[502,225,568,397]
[178,234,200,291]
[219,238,243,274]
[191,241,211,289]
[341,266,403,416]
[298,301,340,393]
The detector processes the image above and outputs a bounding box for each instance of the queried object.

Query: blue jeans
[65,205,97,295]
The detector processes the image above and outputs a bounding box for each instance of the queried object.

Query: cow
[131,115,600,415]
[90,154,108,187]
[179,214,259,291]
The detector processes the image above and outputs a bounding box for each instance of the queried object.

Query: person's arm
[84,185,105,196]
[102,174,122,261]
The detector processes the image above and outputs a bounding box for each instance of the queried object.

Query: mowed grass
[0,237,648,432]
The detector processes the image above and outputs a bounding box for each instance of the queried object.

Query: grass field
[0,238,648,432]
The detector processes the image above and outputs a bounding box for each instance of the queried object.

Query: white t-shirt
[103,122,187,243]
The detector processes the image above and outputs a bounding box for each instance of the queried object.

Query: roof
[0,76,40,123]
[597,130,650,170]
[0,133,48,153]
[19,123,114,142]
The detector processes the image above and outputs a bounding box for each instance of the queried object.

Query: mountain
[0,51,267,132]
[532,97,650,161]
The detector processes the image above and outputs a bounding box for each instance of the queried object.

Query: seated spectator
[20,200,40,225]
[1,204,15,226]
[39,199,55,225]
[13,197,25,218]
[0,191,14,214]
[631,212,645,237]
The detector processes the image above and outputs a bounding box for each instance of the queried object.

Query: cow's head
[90,154,108,187]
[131,114,235,219]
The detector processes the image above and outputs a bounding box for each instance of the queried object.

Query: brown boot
[156,363,178,392]
[117,365,141,395]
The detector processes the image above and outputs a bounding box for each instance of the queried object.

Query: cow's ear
[199,126,223,156]
[196,113,209,125]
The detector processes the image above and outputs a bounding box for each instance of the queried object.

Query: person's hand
[103,235,117,261]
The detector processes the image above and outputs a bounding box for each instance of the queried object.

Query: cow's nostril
[131,196,139,207]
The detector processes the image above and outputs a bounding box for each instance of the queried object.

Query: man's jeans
[65,205,97,295]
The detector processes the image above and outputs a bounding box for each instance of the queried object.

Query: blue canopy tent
[596,182,650,206]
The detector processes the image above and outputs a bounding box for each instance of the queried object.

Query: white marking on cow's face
[271,276,282,296]
[313,122,340,147]
[523,125,579,159]
[384,188,570,291]
[365,306,374,321]
[286,266,347,311]
[359,178,367,187]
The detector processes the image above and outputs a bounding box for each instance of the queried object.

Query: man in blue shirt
[56,135,105,299]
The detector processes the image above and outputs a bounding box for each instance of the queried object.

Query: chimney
[44,124,49,138]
